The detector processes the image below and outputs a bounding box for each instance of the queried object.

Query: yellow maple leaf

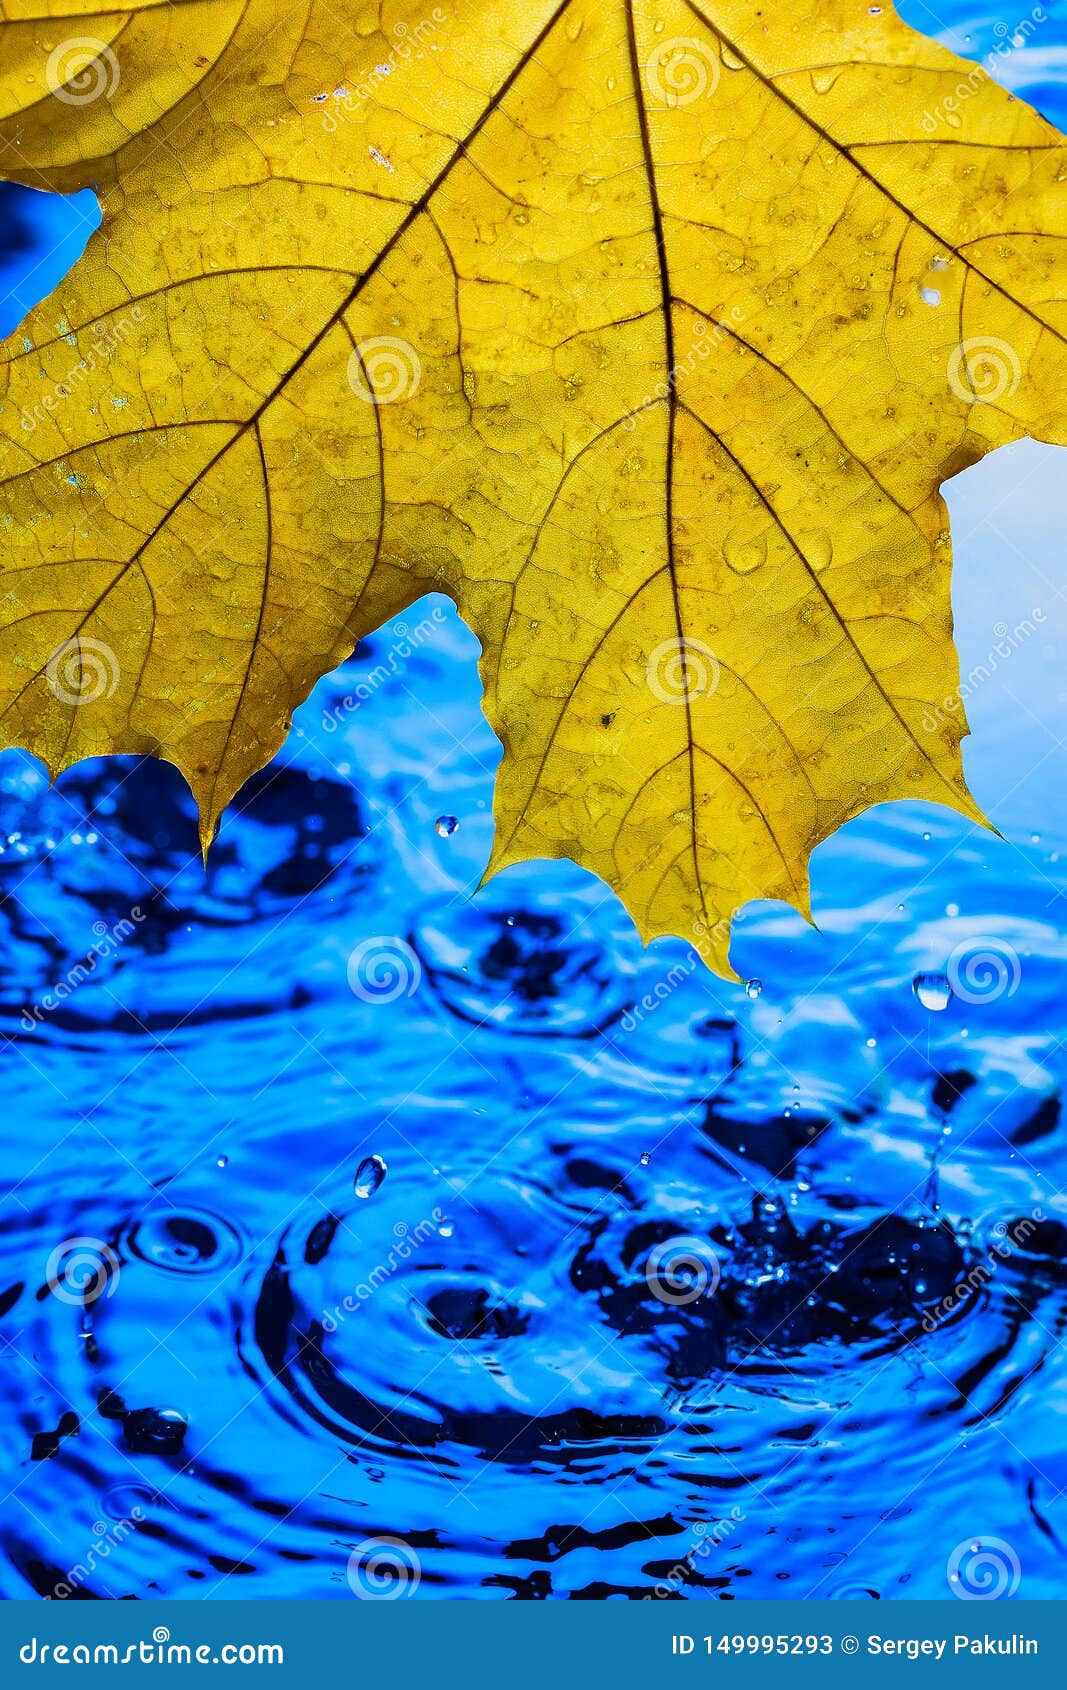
[1,0,1065,975]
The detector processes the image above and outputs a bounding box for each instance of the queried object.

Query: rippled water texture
[2,2,1067,1602]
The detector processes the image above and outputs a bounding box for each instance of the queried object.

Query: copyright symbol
[842,1636,860,1655]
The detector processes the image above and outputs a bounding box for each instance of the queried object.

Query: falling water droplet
[354,1154,387,1199]
[435,815,459,837]
[639,1151,651,1167]
[913,973,952,1012]
[438,1218,454,1238]
[921,287,941,306]
[215,1154,228,1169]
[745,978,763,1000]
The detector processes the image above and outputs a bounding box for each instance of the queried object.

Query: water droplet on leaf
[724,529,768,574]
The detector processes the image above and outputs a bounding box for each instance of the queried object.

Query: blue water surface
[1,2,1067,1602]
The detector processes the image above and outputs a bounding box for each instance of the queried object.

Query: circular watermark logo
[44,1236,120,1306]
[347,337,421,404]
[346,1535,421,1598]
[45,637,119,706]
[46,38,120,105]
[644,37,720,106]
[946,938,1021,1005]
[947,1536,1021,1600]
[346,936,422,1003]
[646,637,720,705]
[947,337,1021,405]
[645,1236,721,1305]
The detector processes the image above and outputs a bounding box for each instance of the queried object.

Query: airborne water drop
[354,1153,387,1198]
[912,973,952,1012]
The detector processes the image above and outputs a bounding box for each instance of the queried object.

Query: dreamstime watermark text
[920,8,1046,132]
[645,1509,745,1597]
[319,10,448,131]
[321,1209,445,1331]
[20,309,146,435]
[47,1509,145,1601]
[922,610,1045,735]
[322,607,445,729]
[22,908,144,1030]
[922,1210,1044,1332]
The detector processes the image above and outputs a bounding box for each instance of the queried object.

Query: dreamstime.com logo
[44,1237,121,1307]
[347,337,421,404]
[645,1236,721,1305]
[947,1537,1021,1600]
[347,936,422,1002]
[346,1536,421,1597]
[946,938,1021,1005]
[45,637,120,706]
[19,1628,284,1665]
[947,336,1022,405]
[46,37,120,104]
[646,637,720,705]
[644,37,720,105]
